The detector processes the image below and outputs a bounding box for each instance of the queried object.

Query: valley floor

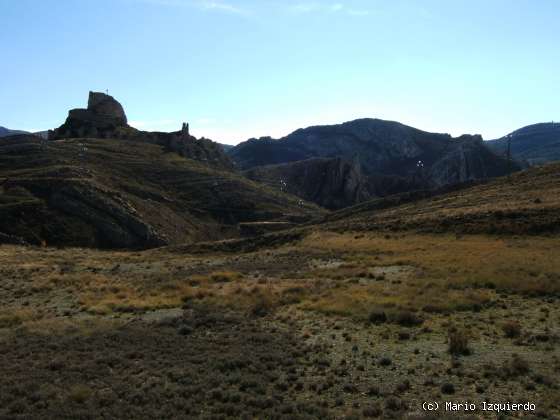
[0,231,559,419]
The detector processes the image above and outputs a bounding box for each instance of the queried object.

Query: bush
[363,404,382,417]
[391,310,423,327]
[210,271,243,283]
[503,354,530,377]
[448,329,470,356]
[441,383,455,394]
[368,310,387,324]
[502,321,522,338]
[250,293,274,317]
[67,384,92,404]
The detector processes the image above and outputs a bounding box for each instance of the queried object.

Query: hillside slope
[0,126,28,137]
[0,135,322,248]
[325,162,560,235]
[487,122,560,165]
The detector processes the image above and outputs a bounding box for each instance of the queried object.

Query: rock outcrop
[49,92,234,171]
[244,157,432,210]
[50,91,129,139]
[244,158,372,210]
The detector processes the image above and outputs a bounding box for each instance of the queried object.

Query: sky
[1,0,559,144]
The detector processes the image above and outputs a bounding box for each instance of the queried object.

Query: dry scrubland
[0,230,559,419]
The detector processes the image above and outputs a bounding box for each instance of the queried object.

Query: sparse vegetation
[0,163,559,418]
[448,328,471,356]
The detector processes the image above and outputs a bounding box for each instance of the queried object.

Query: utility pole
[506,134,512,182]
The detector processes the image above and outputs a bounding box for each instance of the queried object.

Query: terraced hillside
[0,135,322,248]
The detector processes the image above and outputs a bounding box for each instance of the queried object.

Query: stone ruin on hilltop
[48,91,233,170]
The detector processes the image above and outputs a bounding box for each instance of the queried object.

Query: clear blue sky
[1,0,559,144]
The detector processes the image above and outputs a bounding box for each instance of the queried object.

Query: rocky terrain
[50,92,234,171]
[230,119,518,208]
[244,158,430,210]
[487,122,560,166]
[0,134,321,249]
[244,158,372,210]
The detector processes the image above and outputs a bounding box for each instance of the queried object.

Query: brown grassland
[1,161,559,419]
[0,227,559,419]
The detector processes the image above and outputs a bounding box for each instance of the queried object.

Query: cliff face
[244,157,437,210]
[428,135,515,187]
[50,92,234,171]
[244,158,374,210]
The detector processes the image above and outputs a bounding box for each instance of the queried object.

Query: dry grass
[0,309,40,329]
[302,232,560,294]
[0,230,558,324]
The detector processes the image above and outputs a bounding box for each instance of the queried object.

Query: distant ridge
[0,126,28,137]
[487,122,560,166]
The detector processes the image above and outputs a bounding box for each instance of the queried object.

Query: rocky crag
[0,93,322,249]
[50,91,233,170]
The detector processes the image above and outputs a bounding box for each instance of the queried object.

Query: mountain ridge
[0,126,28,137]
[230,118,518,208]
[487,122,560,165]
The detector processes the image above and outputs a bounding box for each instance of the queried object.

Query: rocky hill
[50,91,234,171]
[0,135,322,248]
[244,157,430,210]
[0,126,28,137]
[325,161,560,235]
[487,122,560,165]
[230,119,518,208]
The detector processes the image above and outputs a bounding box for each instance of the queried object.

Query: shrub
[378,357,392,367]
[502,321,522,338]
[391,310,423,327]
[503,354,530,377]
[363,404,382,417]
[448,328,470,356]
[250,293,274,317]
[67,384,92,404]
[368,310,387,325]
[441,383,455,394]
[210,271,243,283]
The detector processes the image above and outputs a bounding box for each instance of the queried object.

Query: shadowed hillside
[324,162,560,235]
[0,135,322,248]
[487,122,560,166]
[230,119,518,208]
[0,126,28,137]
